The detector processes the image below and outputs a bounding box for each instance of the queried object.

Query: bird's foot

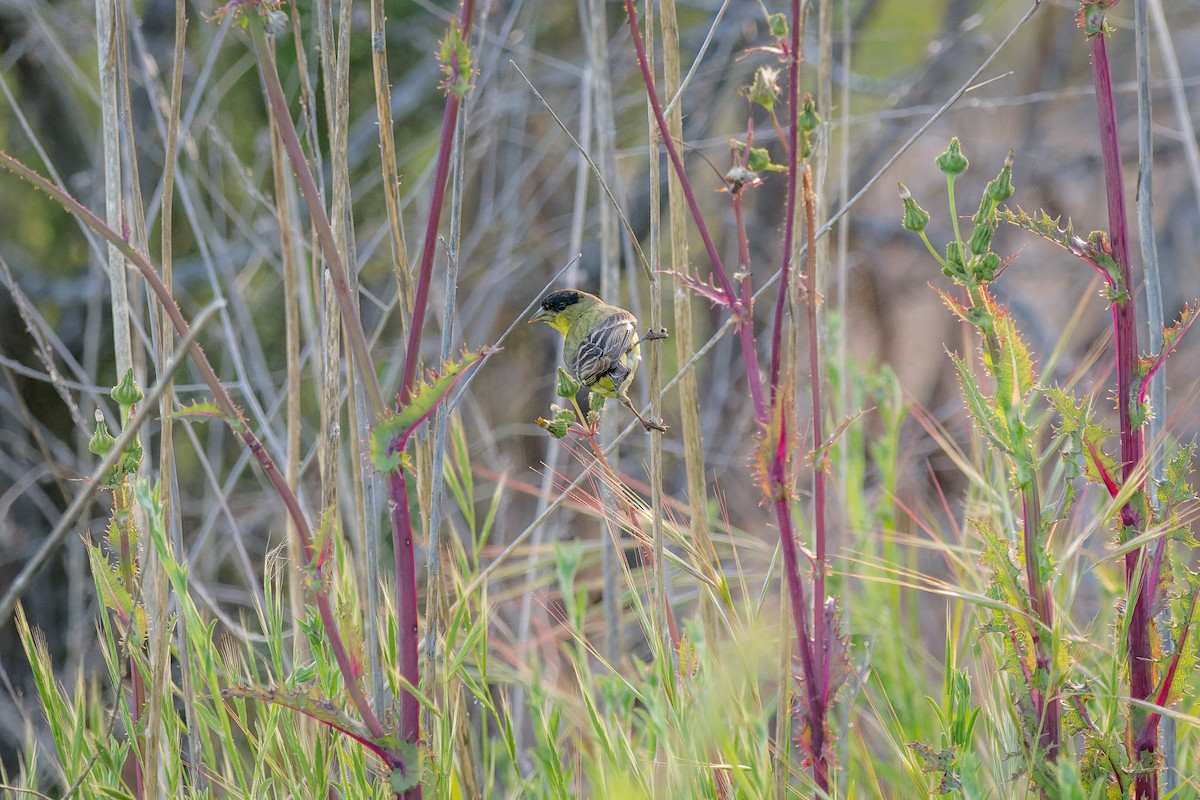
[622,396,668,433]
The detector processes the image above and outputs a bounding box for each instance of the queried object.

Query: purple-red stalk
[768,0,803,399]
[1089,14,1157,799]
[800,167,827,690]
[621,0,829,788]
[399,0,476,403]
[621,0,735,305]
[388,472,421,764]
[391,7,477,791]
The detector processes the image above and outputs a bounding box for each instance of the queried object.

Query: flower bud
[975,252,1001,282]
[798,95,820,135]
[968,223,994,256]
[987,150,1015,202]
[111,368,144,410]
[538,415,570,439]
[768,13,788,39]
[943,241,967,280]
[89,412,116,457]
[898,183,930,233]
[556,367,580,398]
[936,138,968,177]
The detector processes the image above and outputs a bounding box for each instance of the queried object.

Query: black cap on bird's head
[540,290,583,313]
[529,289,593,324]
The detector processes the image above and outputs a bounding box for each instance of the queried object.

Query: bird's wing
[572,310,638,388]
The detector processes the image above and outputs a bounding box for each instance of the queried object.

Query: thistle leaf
[371,347,491,473]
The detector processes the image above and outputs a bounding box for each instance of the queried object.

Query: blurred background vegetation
[1,0,1199,793]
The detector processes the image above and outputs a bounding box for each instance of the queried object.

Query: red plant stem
[390,8,477,791]
[621,0,735,306]
[773,490,825,788]
[0,152,393,751]
[388,472,421,771]
[622,0,826,788]
[118,486,147,800]
[109,481,146,798]
[254,12,437,778]
[399,0,476,405]
[399,103,458,402]
[768,0,803,399]
[130,649,145,799]
[785,4,832,783]
[1090,18,1156,797]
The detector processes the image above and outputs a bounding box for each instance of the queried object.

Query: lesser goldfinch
[530,289,668,432]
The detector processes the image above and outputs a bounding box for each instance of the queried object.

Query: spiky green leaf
[950,351,1012,454]
[371,348,490,473]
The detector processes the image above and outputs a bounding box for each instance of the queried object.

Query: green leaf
[438,19,473,98]
[999,208,1127,299]
[222,682,400,764]
[85,539,136,623]
[371,347,490,473]
[171,400,226,421]
[1046,388,1122,499]
[979,290,1036,414]
[949,351,1011,454]
[1137,303,1197,413]
[388,741,422,791]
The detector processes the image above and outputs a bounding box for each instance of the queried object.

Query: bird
[530,289,668,432]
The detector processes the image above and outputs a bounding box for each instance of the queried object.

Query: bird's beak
[528,307,552,325]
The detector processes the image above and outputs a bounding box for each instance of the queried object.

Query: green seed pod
[975,252,1001,282]
[747,67,780,111]
[89,413,116,457]
[556,367,580,398]
[944,241,967,281]
[768,13,788,39]
[936,138,968,177]
[540,414,570,439]
[968,223,994,257]
[898,184,930,233]
[798,95,820,135]
[987,150,1015,202]
[111,367,144,410]
[121,438,144,474]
